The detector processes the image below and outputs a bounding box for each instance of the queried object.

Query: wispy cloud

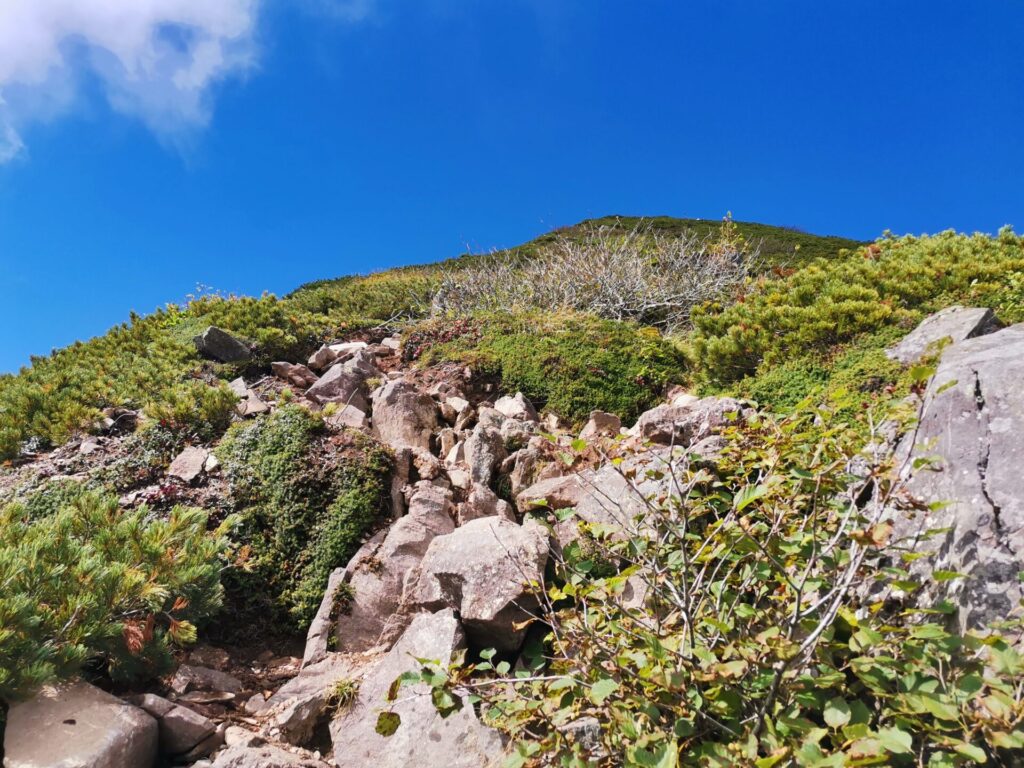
[0,0,262,162]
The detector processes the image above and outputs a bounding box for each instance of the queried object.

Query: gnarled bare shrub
[431,219,758,333]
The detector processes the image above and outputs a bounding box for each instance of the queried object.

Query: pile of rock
[11,307,1020,768]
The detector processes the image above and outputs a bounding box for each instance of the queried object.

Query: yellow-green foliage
[0,492,225,703]
[216,406,392,629]
[0,310,196,459]
[406,311,686,425]
[396,396,1024,766]
[143,379,238,442]
[689,228,1024,409]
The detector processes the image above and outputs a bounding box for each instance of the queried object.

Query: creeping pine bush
[406,311,685,426]
[689,228,1024,389]
[216,405,392,629]
[390,394,1024,767]
[0,492,225,704]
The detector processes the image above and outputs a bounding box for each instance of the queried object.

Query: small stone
[168,446,210,484]
[578,411,621,441]
[171,664,244,695]
[494,392,539,422]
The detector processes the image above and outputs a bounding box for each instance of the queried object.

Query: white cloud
[0,0,261,161]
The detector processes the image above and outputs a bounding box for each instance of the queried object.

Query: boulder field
[4,308,1023,767]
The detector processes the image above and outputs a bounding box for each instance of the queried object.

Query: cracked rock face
[894,323,1024,630]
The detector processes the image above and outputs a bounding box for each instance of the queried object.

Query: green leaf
[876,726,912,754]
[734,483,769,512]
[589,677,619,704]
[375,710,401,737]
[823,696,851,729]
[951,741,987,762]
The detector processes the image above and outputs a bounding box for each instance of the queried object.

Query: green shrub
[143,380,238,442]
[12,476,92,522]
[0,491,225,704]
[689,228,1024,389]
[216,406,392,629]
[395,394,1024,766]
[406,311,685,426]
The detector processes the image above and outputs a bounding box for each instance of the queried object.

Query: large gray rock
[516,472,593,513]
[257,655,362,746]
[465,423,506,488]
[194,326,251,363]
[334,484,455,653]
[632,396,748,445]
[209,744,331,767]
[891,323,1024,630]
[494,392,539,422]
[305,363,371,411]
[885,306,999,365]
[4,680,158,768]
[127,693,218,758]
[407,517,548,652]
[329,610,504,768]
[371,380,438,452]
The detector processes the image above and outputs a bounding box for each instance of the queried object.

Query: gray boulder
[516,472,593,513]
[167,446,209,484]
[330,610,504,768]
[4,680,158,768]
[371,379,438,452]
[209,744,331,768]
[578,411,622,441]
[891,323,1024,630]
[494,392,539,422]
[194,326,251,363]
[305,364,370,411]
[632,396,748,445]
[885,306,999,365]
[406,517,548,652]
[127,693,218,758]
[334,484,455,653]
[465,423,506,488]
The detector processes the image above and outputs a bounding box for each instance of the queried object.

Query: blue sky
[0,1,1022,372]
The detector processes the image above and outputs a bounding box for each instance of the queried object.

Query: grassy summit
[0,216,859,460]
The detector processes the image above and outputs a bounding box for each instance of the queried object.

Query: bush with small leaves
[216,405,392,630]
[389,393,1024,767]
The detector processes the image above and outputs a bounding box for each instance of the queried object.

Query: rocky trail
[4,305,1024,768]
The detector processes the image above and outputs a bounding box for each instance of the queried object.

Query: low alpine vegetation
[216,405,392,630]
[689,227,1024,408]
[405,310,685,425]
[0,491,225,703]
[391,393,1024,766]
